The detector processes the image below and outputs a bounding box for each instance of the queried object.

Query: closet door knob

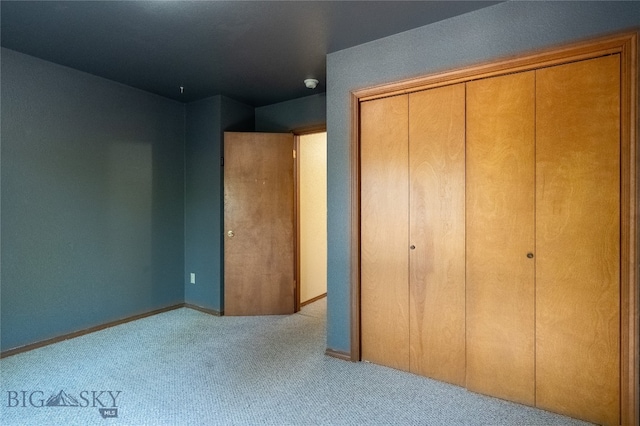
[410,245,416,250]
[527,252,534,259]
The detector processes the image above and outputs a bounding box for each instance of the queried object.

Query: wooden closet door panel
[535,55,620,426]
[408,84,466,385]
[466,72,536,405]
[360,95,410,371]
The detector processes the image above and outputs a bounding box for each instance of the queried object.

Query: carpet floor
[0,299,591,425]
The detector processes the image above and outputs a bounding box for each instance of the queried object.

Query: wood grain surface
[535,55,620,426]
[360,94,411,371]
[465,71,536,405]
[224,132,295,316]
[408,84,466,385]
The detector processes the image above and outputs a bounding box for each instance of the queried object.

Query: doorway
[296,131,328,310]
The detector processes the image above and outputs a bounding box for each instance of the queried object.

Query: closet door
[360,94,410,371]
[408,84,466,385]
[535,55,620,426]
[466,71,536,405]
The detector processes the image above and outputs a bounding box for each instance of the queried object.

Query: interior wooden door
[223,132,295,316]
[465,71,536,405]
[535,55,620,426]
[408,84,466,385]
[360,94,410,371]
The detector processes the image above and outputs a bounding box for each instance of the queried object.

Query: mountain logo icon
[45,390,80,407]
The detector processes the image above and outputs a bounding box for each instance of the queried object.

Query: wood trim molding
[183,303,223,316]
[292,124,327,136]
[300,292,327,308]
[349,30,638,425]
[619,31,638,426]
[325,348,353,362]
[355,31,638,102]
[0,304,185,359]
[294,135,302,312]
[1,303,228,359]
[350,92,361,363]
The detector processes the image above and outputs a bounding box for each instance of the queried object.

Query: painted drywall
[184,97,223,311]
[299,132,328,304]
[1,48,185,352]
[184,95,254,312]
[255,93,326,132]
[325,1,640,353]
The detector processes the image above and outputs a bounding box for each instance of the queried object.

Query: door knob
[410,245,416,250]
[527,252,534,258]
[227,230,235,238]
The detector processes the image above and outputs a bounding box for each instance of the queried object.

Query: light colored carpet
[0,299,591,425]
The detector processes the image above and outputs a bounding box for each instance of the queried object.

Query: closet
[361,84,466,385]
[360,54,621,425]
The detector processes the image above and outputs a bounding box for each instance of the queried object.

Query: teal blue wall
[184,97,222,311]
[1,48,186,351]
[184,96,254,312]
[0,47,302,352]
[255,93,326,132]
[325,1,640,353]
[3,0,637,355]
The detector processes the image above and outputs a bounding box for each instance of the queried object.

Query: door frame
[293,126,327,312]
[349,31,638,425]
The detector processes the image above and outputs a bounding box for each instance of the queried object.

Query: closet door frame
[349,31,637,426]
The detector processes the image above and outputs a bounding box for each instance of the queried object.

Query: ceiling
[1,1,500,106]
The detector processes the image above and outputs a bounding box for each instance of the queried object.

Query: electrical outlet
[190,273,196,284]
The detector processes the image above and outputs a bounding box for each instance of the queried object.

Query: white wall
[299,132,327,304]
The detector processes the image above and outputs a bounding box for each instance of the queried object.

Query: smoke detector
[304,79,319,89]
